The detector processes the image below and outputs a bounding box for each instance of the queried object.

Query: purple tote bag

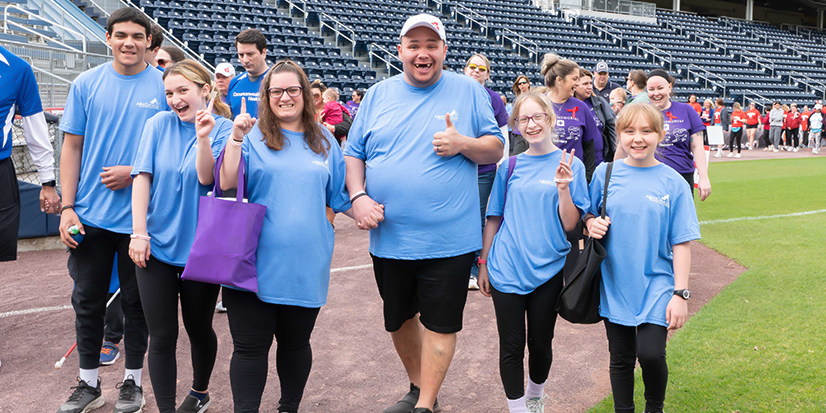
[181,149,267,292]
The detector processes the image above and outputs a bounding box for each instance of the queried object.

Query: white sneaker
[468,277,479,290]
[727,153,734,158]
[773,149,779,152]
[526,395,547,413]
[793,147,799,152]
[813,149,819,154]
[714,152,722,158]
[734,153,741,158]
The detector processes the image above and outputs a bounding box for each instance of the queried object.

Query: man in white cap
[593,61,621,102]
[344,13,504,413]
[214,62,235,104]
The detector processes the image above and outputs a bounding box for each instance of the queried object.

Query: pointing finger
[241,97,247,115]
[207,97,216,114]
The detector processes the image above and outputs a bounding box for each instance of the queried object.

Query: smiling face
[555,72,579,98]
[464,55,489,85]
[398,26,446,88]
[311,86,323,110]
[164,74,209,123]
[620,116,663,166]
[107,21,149,75]
[574,75,593,101]
[516,98,553,149]
[237,43,268,77]
[646,76,672,110]
[269,72,304,127]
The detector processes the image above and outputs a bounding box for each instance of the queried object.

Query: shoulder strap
[600,162,613,219]
[497,156,517,231]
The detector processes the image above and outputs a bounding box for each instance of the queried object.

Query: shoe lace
[116,380,138,401]
[67,380,92,402]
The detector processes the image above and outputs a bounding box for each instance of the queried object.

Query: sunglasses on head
[467,63,488,72]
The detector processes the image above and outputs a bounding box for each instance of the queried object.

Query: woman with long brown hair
[510,75,532,156]
[218,60,376,412]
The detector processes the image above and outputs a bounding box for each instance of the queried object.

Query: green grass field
[588,157,826,413]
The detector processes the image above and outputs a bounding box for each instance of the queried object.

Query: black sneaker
[176,393,211,413]
[113,378,145,413]
[412,409,433,413]
[56,378,105,413]
[383,384,439,413]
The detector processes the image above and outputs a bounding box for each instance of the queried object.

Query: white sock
[526,378,545,399]
[79,368,99,387]
[506,396,529,413]
[124,369,142,386]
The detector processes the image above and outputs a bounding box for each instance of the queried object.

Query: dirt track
[0,218,745,412]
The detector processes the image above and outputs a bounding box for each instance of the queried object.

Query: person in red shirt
[800,105,810,148]
[760,106,772,151]
[728,102,746,157]
[688,94,702,114]
[785,103,801,152]
[781,104,790,149]
[745,102,761,149]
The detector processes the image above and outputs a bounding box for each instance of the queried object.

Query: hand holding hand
[352,195,384,230]
[478,265,492,297]
[554,149,575,190]
[196,98,216,140]
[586,216,611,239]
[666,295,688,330]
[100,165,133,190]
[40,186,61,214]
[59,209,84,248]
[433,113,465,157]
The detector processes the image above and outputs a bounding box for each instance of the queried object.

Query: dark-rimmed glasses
[268,86,303,99]
[515,113,549,126]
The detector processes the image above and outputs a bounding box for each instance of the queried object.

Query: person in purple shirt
[464,53,509,290]
[540,53,597,182]
[614,69,711,201]
[574,69,617,166]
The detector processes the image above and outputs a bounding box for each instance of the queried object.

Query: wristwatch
[674,289,691,300]
[42,180,56,187]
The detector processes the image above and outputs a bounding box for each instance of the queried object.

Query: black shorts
[0,157,21,261]
[746,124,757,129]
[371,252,475,334]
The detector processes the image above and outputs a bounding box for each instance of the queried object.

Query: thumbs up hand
[232,97,256,142]
[433,113,466,157]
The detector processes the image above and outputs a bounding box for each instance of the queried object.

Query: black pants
[68,225,148,370]
[490,272,564,400]
[223,288,320,413]
[135,258,220,413]
[788,127,800,147]
[104,293,123,344]
[729,129,742,153]
[801,128,809,146]
[562,221,582,284]
[604,321,668,413]
[0,157,20,262]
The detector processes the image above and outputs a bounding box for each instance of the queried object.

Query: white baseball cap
[400,14,446,41]
[215,62,236,78]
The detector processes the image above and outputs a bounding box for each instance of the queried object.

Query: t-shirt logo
[557,119,564,127]
[665,111,677,122]
[136,98,160,110]
[435,110,458,121]
[646,194,670,208]
[567,106,579,119]
[567,126,581,141]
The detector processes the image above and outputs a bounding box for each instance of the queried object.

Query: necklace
[551,100,566,112]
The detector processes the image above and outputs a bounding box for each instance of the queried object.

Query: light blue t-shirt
[239,125,350,307]
[0,46,43,161]
[131,111,231,266]
[588,161,701,327]
[486,151,589,294]
[227,68,269,119]
[59,63,167,233]
[344,72,504,259]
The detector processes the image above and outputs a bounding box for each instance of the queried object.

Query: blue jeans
[472,169,496,277]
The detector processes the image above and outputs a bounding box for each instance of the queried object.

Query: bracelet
[554,178,573,184]
[61,205,75,211]
[229,138,243,147]
[130,234,151,241]
[232,138,244,142]
[350,191,367,203]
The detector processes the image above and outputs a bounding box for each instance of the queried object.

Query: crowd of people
[0,6,816,413]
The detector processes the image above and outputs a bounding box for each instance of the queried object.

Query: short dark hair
[353,89,364,98]
[149,24,164,50]
[160,45,185,63]
[106,7,151,37]
[235,28,267,52]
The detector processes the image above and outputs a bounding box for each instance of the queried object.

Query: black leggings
[729,128,743,153]
[135,259,220,413]
[223,287,320,413]
[787,127,799,147]
[490,272,564,400]
[604,321,669,413]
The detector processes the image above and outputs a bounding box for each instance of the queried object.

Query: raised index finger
[240,97,246,114]
[207,97,216,114]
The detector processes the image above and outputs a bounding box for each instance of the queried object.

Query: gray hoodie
[770,108,785,127]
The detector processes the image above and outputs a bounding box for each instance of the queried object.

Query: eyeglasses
[268,86,303,98]
[517,81,528,85]
[467,63,488,72]
[515,113,549,126]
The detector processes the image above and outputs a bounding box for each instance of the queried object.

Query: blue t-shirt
[551,97,599,163]
[582,98,604,166]
[0,46,43,161]
[658,101,706,174]
[486,151,589,294]
[131,112,231,266]
[588,161,700,327]
[227,68,269,119]
[59,63,167,233]
[240,125,350,307]
[344,72,504,260]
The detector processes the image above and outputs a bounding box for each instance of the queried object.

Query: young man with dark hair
[144,24,164,70]
[56,6,166,413]
[227,28,269,119]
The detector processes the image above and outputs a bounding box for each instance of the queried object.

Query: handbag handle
[497,156,517,231]
[600,162,613,219]
[212,147,248,202]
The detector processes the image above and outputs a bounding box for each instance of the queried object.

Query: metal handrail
[282,0,307,21]
[319,12,356,55]
[126,0,211,70]
[587,18,623,46]
[788,70,826,99]
[635,40,673,70]
[453,4,489,35]
[661,19,683,36]
[687,64,727,97]
[499,27,539,64]
[35,0,108,44]
[738,49,775,77]
[3,5,89,52]
[740,89,772,108]
[368,42,402,75]
[31,64,74,84]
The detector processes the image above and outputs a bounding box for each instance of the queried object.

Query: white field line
[699,209,826,225]
[0,264,374,319]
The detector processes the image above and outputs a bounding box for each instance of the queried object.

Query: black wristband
[42,180,56,187]
[61,205,75,211]
[350,193,368,203]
